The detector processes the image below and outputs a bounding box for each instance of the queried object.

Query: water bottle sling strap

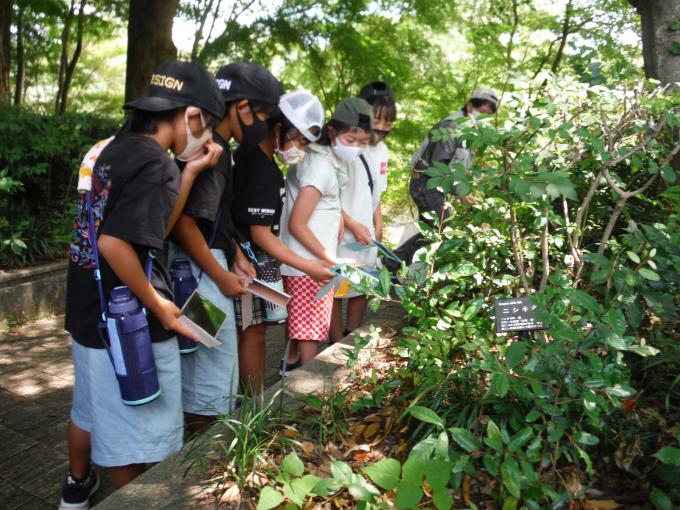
[359,154,374,194]
[86,191,153,324]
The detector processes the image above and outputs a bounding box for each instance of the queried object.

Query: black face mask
[237,104,269,146]
[374,129,390,139]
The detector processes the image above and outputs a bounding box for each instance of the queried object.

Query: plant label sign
[494,296,545,333]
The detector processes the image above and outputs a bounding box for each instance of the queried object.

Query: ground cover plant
[194,77,680,509]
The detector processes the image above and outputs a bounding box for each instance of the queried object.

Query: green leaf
[312,478,342,496]
[661,165,676,183]
[501,457,521,498]
[492,372,510,397]
[670,41,680,56]
[483,453,500,476]
[330,460,353,484]
[283,479,308,507]
[407,405,445,428]
[576,446,593,474]
[669,20,680,31]
[401,456,425,485]
[571,290,600,311]
[503,495,519,510]
[650,487,673,510]
[281,452,305,477]
[509,427,533,452]
[448,427,482,452]
[626,251,641,264]
[654,447,680,466]
[347,478,380,502]
[424,459,453,489]
[525,409,540,422]
[573,431,600,446]
[363,458,401,490]
[639,268,660,281]
[434,430,449,460]
[395,481,424,510]
[505,342,528,369]
[432,486,453,510]
[485,420,504,451]
[257,486,283,510]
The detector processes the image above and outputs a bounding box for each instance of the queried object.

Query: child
[232,89,334,390]
[330,82,396,342]
[279,97,374,369]
[169,61,282,432]
[60,61,225,509]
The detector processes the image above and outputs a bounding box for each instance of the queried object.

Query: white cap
[470,88,499,111]
[279,89,324,142]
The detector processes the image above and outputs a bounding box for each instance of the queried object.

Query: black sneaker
[59,468,100,510]
[279,357,302,376]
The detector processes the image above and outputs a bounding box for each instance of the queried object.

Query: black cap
[123,61,225,119]
[332,97,374,131]
[215,62,283,105]
[358,81,395,102]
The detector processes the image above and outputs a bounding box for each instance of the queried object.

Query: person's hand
[215,270,248,297]
[232,248,256,279]
[349,222,372,245]
[183,139,223,176]
[152,296,198,341]
[304,259,336,285]
[460,195,476,205]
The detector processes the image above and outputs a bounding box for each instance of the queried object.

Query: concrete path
[0,301,401,509]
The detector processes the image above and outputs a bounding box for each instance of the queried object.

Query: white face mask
[470,109,481,120]
[176,107,212,162]
[332,137,363,163]
[276,144,306,165]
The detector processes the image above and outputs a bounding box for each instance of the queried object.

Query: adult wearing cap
[61,60,224,507]
[170,61,285,432]
[387,88,499,271]
[279,97,374,372]
[232,89,334,392]
[330,81,398,343]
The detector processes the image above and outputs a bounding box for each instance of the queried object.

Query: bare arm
[98,234,197,340]
[250,225,334,284]
[341,209,372,245]
[172,214,246,297]
[288,186,335,263]
[373,204,383,242]
[165,140,223,237]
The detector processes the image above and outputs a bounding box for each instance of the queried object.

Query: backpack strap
[359,154,374,194]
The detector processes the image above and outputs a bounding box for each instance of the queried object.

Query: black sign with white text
[494,296,545,333]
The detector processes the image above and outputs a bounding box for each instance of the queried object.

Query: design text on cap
[150,74,184,91]
[216,78,232,91]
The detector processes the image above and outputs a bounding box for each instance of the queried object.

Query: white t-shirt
[336,142,390,267]
[280,144,343,277]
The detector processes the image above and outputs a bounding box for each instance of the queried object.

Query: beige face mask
[176,107,212,162]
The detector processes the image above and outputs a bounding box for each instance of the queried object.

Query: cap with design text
[332,97,374,131]
[215,62,283,105]
[123,61,225,119]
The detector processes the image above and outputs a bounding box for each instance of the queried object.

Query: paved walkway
[0,301,400,509]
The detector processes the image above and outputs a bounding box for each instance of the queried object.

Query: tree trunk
[125,0,179,102]
[0,0,11,107]
[56,0,86,114]
[13,3,23,106]
[628,0,680,86]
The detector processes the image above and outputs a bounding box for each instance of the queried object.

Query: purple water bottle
[170,258,199,354]
[107,286,161,405]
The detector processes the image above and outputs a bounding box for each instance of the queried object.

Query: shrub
[0,107,120,268]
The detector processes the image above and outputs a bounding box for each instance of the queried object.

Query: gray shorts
[70,338,183,467]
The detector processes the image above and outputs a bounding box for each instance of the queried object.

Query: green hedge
[0,107,121,268]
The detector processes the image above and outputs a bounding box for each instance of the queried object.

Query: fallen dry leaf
[219,484,241,506]
[363,422,380,439]
[353,452,370,462]
[463,474,471,506]
[584,500,623,510]
[282,428,298,439]
[301,441,316,454]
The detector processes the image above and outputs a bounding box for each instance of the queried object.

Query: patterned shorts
[283,275,334,342]
[233,295,266,327]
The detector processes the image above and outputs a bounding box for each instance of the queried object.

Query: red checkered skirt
[283,275,334,341]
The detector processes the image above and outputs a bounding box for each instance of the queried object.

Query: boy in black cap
[60,61,224,508]
[169,61,283,431]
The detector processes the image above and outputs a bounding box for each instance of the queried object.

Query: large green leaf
[501,456,521,498]
[505,342,528,369]
[654,447,680,466]
[257,486,283,510]
[448,427,482,452]
[363,458,401,490]
[407,405,445,428]
[281,452,305,477]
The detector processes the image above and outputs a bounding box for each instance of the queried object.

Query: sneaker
[279,357,302,376]
[59,468,100,510]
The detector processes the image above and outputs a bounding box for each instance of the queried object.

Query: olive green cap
[332,97,374,131]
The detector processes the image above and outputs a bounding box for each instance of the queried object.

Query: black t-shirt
[232,144,285,249]
[65,133,179,348]
[179,133,237,258]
